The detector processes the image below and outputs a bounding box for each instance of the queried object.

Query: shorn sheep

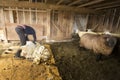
[79,33,117,61]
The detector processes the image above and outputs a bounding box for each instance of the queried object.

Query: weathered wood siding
[0,7,50,41]
[0,7,74,41]
[74,14,89,32]
[87,8,120,33]
[51,11,74,40]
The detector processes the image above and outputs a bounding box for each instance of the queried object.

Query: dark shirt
[24,26,35,34]
[18,25,37,42]
[24,25,36,42]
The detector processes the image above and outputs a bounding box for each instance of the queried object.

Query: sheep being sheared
[79,33,117,61]
[20,41,51,64]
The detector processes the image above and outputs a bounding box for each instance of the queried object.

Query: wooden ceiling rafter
[89,0,120,8]
[0,1,96,14]
[56,0,64,5]
[95,4,120,10]
[78,0,104,7]
[44,0,47,3]
[68,0,82,6]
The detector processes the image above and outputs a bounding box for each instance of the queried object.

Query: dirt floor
[0,35,120,80]
[0,42,62,80]
[50,35,120,80]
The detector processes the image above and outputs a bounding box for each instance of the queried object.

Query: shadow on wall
[112,37,120,61]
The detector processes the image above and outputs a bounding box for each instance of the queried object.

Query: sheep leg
[96,54,102,62]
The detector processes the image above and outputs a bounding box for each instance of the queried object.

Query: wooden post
[106,10,111,30]
[29,0,32,2]
[16,7,19,23]
[29,8,32,24]
[110,9,116,32]
[45,0,47,3]
[1,8,8,42]
[9,7,14,23]
[69,12,74,35]
[85,14,89,30]
[46,9,51,40]
[102,14,105,26]
[23,8,25,24]
[36,8,37,24]
[116,15,120,33]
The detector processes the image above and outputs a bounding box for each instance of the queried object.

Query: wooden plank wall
[5,23,43,40]
[0,7,50,41]
[87,8,120,33]
[0,7,74,41]
[74,14,89,31]
[51,10,74,40]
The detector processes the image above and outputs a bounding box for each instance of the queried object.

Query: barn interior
[0,0,120,80]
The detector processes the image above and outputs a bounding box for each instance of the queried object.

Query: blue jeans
[15,27,27,45]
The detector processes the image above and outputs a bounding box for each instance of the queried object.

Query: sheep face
[103,34,117,48]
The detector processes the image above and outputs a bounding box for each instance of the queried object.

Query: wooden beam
[78,0,104,7]
[29,0,32,2]
[90,0,120,8]
[4,8,47,12]
[23,8,25,24]
[116,16,120,32]
[46,9,51,39]
[45,0,47,3]
[0,1,95,14]
[102,15,105,26]
[105,10,110,28]
[9,7,14,23]
[1,8,8,42]
[57,0,64,5]
[35,8,37,24]
[69,12,74,35]
[29,8,32,24]
[16,7,19,23]
[95,4,120,10]
[85,14,89,30]
[111,9,116,27]
[68,0,81,6]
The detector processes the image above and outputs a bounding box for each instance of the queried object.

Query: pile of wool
[20,41,51,64]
